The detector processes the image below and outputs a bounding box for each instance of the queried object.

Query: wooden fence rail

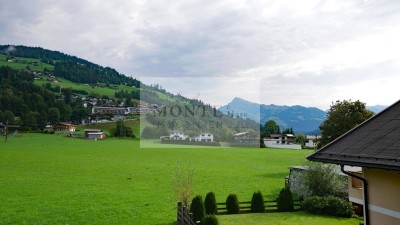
[177,199,302,225]
[216,199,302,214]
[177,202,200,225]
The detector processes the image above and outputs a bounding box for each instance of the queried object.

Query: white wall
[264,141,302,150]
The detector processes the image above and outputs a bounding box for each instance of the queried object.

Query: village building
[305,135,321,149]
[44,125,54,132]
[233,131,259,143]
[263,134,301,149]
[53,122,76,132]
[169,131,189,140]
[193,133,214,142]
[128,106,152,115]
[92,107,129,115]
[86,132,106,140]
[308,100,400,225]
[84,129,105,140]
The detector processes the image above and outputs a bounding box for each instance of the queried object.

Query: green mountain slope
[0,45,260,140]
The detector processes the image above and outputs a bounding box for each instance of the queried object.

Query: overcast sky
[1,0,400,109]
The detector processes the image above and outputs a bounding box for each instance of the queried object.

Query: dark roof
[84,129,102,132]
[307,100,400,171]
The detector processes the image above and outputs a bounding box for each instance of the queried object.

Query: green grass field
[77,119,140,137]
[0,54,54,71]
[34,77,138,97]
[0,134,360,225]
[218,211,361,225]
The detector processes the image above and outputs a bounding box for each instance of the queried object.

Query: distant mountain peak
[219,98,327,134]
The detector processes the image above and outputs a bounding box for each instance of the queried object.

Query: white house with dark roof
[169,131,189,140]
[305,135,321,148]
[233,131,259,143]
[263,134,301,149]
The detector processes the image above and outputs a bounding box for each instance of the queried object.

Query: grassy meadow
[34,77,138,98]
[0,54,54,71]
[0,134,360,225]
[218,211,361,225]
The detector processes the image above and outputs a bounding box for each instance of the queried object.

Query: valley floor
[0,134,359,225]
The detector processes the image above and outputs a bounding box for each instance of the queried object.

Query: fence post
[177,202,182,223]
[189,212,194,225]
[183,206,188,224]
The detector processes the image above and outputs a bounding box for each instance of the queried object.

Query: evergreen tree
[47,108,60,124]
[204,192,218,215]
[190,195,205,223]
[22,111,38,130]
[277,188,294,212]
[2,110,15,124]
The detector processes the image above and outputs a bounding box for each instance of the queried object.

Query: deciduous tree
[318,100,374,148]
[263,120,280,137]
[294,133,306,148]
[2,110,15,124]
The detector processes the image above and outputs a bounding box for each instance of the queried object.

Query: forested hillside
[0,45,141,87]
[0,66,86,129]
[0,45,260,139]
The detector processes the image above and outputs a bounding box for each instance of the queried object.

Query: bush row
[190,189,295,219]
[190,193,219,225]
[302,196,354,217]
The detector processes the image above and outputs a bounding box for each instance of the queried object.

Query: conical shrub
[251,191,265,213]
[204,215,219,225]
[277,188,294,212]
[190,195,205,223]
[226,194,239,214]
[205,192,218,215]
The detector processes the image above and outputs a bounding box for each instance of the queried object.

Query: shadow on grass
[256,172,288,179]
[155,222,179,225]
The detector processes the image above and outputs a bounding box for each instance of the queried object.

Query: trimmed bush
[251,191,265,213]
[226,194,240,214]
[204,215,219,225]
[277,188,294,212]
[204,192,218,215]
[302,196,354,217]
[190,195,205,223]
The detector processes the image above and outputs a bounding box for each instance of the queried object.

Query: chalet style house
[161,131,214,142]
[193,133,214,142]
[308,101,400,225]
[233,131,259,143]
[305,135,321,149]
[263,134,301,149]
[53,122,76,132]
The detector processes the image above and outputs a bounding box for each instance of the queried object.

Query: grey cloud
[1,0,400,108]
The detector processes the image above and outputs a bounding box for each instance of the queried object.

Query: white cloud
[1,0,400,109]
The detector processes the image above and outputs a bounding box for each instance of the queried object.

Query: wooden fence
[216,199,302,214]
[177,199,302,225]
[177,202,200,225]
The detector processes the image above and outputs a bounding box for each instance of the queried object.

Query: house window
[351,176,363,189]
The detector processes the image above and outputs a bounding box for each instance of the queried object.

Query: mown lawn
[0,134,358,225]
[218,211,361,225]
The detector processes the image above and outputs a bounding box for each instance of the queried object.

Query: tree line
[0,66,87,130]
[0,45,141,87]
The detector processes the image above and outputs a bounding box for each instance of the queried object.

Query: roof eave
[307,155,400,171]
